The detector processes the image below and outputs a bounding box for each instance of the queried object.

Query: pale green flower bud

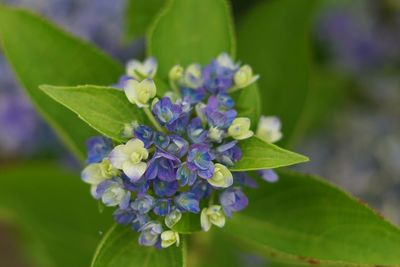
[126,57,157,80]
[228,117,254,140]
[124,79,157,108]
[121,121,139,139]
[201,205,226,232]
[208,163,233,188]
[208,127,224,142]
[81,158,118,185]
[256,116,282,143]
[195,102,207,123]
[234,65,259,88]
[161,230,180,248]
[183,64,203,88]
[169,65,184,81]
[165,209,182,228]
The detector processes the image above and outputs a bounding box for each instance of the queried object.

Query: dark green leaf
[91,224,185,267]
[124,0,166,41]
[237,0,317,147]
[231,83,261,130]
[0,5,123,160]
[40,85,148,142]
[148,0,235,78]
[230,137,309,172]
[224,171,400,266]
[0,162,113,267]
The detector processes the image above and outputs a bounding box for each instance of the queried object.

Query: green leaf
[224,171,400,266]
[91,224,185,267]
[0,5,123,161]
[172,213,201,234]
[237,0,316,147]
[231,83,261,130]
[0,162,113,267]
[40,85,148,142]
[124,0,166,41]
[230,137,309,172]
[148,0,235,78]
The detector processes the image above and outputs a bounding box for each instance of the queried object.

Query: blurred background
[0,0,399,266]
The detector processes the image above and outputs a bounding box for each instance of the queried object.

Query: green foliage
[0,163,112,267]
[124,0,166,41]
[0,5,123,161]
[231,83,261,130]
[40,85,148,142]
[236,0,317,147]
[172,213,202,234]
[91,224,185,267]
[230,137,309,171]
[148,0,235,78]
[224,171,400,266]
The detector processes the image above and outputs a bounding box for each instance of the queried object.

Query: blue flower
[187,144,214,179]
[214,141,242,166]
[113,208,136,225]
[138,221,163,247]
[153,199,172,216]
[181,87,205,104]
[166,134,189,158]
[217,93,235,109]
[202,60,235,94]
[132,213,151,231]
[175,192,200,213]
[134,125,153,148]
[190,180,212,200]
[176,163,197,186]
[219,187,248,217]
[205,96,236,129]
[153,179,179,197]
[187,118,208,144]
[152,97,182,130]
[86,136,113,164]
[122,175,150,195]
[131,194,155,214]
[145,151,181,182]
[233,172,258,188]
[153,132,170,149]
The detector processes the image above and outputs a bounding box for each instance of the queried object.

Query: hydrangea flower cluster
[81,53,282,249]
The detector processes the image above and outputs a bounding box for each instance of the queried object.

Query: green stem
[169,80,182,97]
[208,190,216,206]
[143,107,165,133]
[227,85,242,94]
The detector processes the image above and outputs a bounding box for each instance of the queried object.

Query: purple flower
[202,60,235,94]
[190,180,212,200]
[113,75,132,89]
[205,96,236,129]
[187,144,215,179]
[131,194,155,214]
[145,151,181,181]
[219,187,248,217]
[122,176,150,195]
[153,199,172,216]
[187,118,208,144]
[153,179,179,197]
[153,132,170,149]
[95,178,131,209]
[86,136,113,164]
[166,134,189,158]
[175,192,200,213]
[152,97,182,130]
[134,125,153,148]
[132,213,151,231]
[176,163,197,186]
[138,221,163,246]
[258,169,279,183]
[233,172,258,188]
[113,208,136,225]
[214,141,242,166]
[181,87,205,104]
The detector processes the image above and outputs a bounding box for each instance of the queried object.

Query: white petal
[125,139,146,154]
[201,208,212,231]
[124,79,139,104]
[109,144,129,169]
[141,79,157,98]
[81,164,106,185]
[123,161,147,182]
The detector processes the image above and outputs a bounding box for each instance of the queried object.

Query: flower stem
[144,107,165,133]
[169,80,181,97]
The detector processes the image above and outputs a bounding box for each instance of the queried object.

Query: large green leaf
[40,85,148,142]
[237,0,316,147]
[230,137,309,172]
[231,83,261,130]
[0,5,123,161]
[91,224,185,267]
[148,0,235,78]
[0,162,113,267]
[224,171,400,266]
[124,0,166,41]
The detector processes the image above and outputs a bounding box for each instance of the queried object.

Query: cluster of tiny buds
[81,53,283,248]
